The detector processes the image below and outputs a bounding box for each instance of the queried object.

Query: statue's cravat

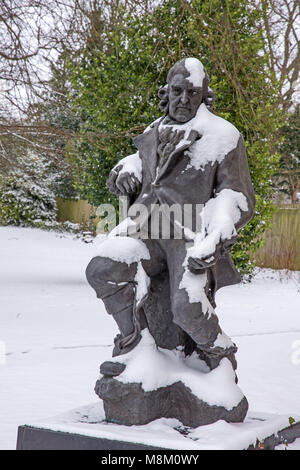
[157,127,185,169]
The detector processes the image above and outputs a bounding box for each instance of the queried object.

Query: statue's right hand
[106,165,123,196]
[106,165,141,196]
[115,171,141,196]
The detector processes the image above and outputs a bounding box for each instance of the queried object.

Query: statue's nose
[180,90,189,104]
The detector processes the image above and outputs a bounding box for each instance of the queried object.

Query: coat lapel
[133,122,161,180]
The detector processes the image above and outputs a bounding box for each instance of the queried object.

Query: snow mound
[112,329,244,410]
[95,235,150,265]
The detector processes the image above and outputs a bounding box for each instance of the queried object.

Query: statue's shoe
[197,345,238,382]
[112,332,142,357]
[203,349,237,371]
[100,333,141,378]
[100,361,126,377]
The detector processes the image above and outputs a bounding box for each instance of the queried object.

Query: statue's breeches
[86,237,223,348]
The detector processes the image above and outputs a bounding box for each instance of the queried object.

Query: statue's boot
[100,304,143,378]
[197,328,238,381]
[199,345,237,370]
[112,305,142,356]
[86,255,147,377]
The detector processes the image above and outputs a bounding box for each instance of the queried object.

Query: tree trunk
[292,188,297,204]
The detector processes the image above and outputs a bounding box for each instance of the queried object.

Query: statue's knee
[86,255,138,303]
[171,293,219,345]
[86,256,106,286]
[87,256,136,282]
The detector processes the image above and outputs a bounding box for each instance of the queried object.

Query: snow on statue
[86,58,255,427]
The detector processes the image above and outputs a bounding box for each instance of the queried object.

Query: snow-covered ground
[0,226,300,450]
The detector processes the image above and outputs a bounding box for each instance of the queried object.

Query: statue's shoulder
[194,105,240,141]
[187,106,242,170]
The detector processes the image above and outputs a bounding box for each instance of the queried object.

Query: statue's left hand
[187,246,221,274]
[187,236,238,274]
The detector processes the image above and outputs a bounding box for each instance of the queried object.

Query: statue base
[95,329,248,427]
[95,377,248,428]
[16,403,300,450]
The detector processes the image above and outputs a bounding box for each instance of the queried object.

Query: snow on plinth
[24,403,300,450]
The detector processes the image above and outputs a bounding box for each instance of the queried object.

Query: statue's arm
[187,135,255,272]
[107,152,142,197]
[213,135,255,232]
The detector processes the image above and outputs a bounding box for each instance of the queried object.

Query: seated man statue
[86,58,255,424]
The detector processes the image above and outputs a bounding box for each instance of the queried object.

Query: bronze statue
[86,58,255,427]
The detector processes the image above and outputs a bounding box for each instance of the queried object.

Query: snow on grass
[0,226,300,449]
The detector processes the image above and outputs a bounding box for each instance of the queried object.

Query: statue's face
[168,73,203,123]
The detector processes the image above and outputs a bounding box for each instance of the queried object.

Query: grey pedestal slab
[16,426,162,450]
[16,403,300,450]
[16,421,300,450]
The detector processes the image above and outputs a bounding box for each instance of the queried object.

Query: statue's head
[158,58,214,122]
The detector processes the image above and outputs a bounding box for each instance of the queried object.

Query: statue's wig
[158,58,215,113]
